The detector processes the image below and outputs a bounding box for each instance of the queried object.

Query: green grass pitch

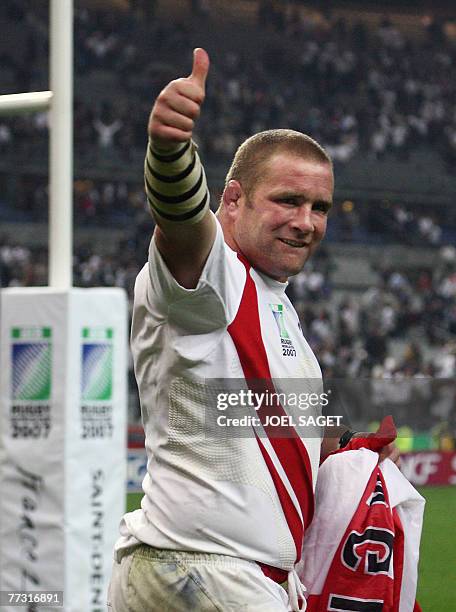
[127,486,456,610]
[127,492,142,513]
[415,486,456,610]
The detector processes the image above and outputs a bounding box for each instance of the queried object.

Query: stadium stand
[1,0,455,448]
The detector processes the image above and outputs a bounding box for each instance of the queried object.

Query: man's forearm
[143,49,215,289]
[144,139,210,225]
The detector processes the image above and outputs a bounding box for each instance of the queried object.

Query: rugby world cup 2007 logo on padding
[269,304,297,357]
[10,326,52,439]
[80,327,114,439]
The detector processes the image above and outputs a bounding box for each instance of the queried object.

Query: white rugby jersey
[115,215,323,575]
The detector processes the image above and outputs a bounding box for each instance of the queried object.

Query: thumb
[189,47,210,89]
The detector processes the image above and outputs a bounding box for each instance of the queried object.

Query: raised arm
[145,48,216,289]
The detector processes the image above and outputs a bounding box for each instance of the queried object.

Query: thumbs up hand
[189,47,209,90]
[148,48,210,150]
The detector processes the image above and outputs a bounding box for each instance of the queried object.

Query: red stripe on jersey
[227,256,315,562]
[256,433,305,563]
[258,561,288,584]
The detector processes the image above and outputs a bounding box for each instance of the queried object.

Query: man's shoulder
[134,263,149,293]
[132,221,247,324]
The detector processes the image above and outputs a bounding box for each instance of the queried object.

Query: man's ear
[222,180,243,216]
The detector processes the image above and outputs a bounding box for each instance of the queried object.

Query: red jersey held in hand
[298,448,424,611]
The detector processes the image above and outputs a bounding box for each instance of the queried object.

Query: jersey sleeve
[136,214,246,332]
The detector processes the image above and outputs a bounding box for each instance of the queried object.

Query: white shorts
[107,544,290,611]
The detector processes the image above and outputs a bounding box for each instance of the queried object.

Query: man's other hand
[352,417,401,465]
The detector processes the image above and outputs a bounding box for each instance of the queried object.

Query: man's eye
[313,202,330,213]
[280,198,298,205]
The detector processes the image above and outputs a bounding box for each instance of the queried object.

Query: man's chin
[274,264,307,282]
[285,256,311,278]
[256,254,310,281]
[286,267,306,279]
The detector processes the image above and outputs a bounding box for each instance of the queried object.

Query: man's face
[229,152,334,282]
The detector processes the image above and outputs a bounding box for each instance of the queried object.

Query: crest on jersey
[269,304,296,357]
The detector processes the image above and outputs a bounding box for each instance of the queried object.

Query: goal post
[0,3,128,611]
[0,0,73,289]
[0,91,53,115]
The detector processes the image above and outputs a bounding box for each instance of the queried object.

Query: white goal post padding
[0,287,128,611]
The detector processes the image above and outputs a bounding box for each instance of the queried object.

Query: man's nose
[291,205,314,233]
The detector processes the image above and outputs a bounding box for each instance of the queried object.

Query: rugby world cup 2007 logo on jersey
[80,327,114,439]
[269,304,297,357]
[10,326,52,439]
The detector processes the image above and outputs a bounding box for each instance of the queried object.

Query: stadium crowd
[1,174,452,247]
[0,0,456,168]
[1,0,455,443]
[2,232,455,379]
[2,230,455,442]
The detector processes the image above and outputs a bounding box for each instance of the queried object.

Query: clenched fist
[148,47,210,150]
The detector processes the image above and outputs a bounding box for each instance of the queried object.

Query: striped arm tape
[144,139,210,224]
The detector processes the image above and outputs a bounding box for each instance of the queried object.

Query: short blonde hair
[224,129,332,197]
